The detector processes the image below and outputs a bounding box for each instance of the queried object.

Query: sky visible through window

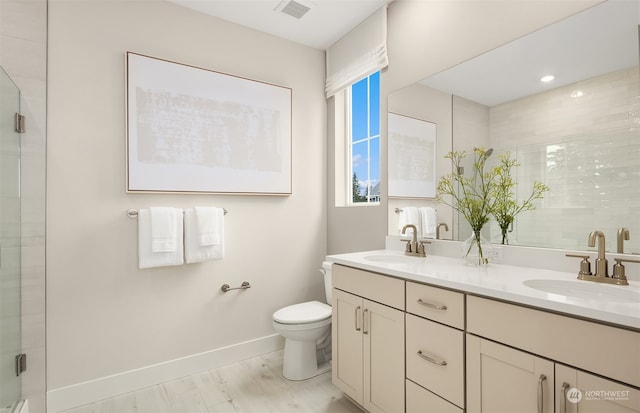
[351,71,380,202]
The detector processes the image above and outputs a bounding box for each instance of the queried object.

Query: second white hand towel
[185,208,224,263]
[419,207,437,239]
[195,206,221,246]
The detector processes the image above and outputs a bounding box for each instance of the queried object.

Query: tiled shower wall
[489,66,639,253]
[0,0,48,412]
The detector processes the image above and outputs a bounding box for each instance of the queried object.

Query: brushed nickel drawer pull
[417,350,447,366]
[355,306,361,331]
[537,374,547,413]
[417,298,447,310]
[363,309,369,334]
[560,382,570,413]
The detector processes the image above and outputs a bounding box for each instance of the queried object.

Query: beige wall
[326,0,602,255]
[47,0,326,396]
[0,0,48,412]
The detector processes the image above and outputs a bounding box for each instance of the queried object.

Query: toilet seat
[273,301,331,324]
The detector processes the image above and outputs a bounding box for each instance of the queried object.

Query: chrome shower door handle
[537,374,547,413]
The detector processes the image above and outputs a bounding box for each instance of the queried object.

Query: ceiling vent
[274,0,313,19]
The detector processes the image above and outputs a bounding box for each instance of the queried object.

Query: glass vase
[462,229,489,266]
[500,226,510,245]
[497,224,518,245]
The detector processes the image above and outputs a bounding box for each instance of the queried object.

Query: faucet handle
[417,240,431,257]
[612,258,640,284]
[565,254,592,277]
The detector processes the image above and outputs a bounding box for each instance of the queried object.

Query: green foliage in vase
[491,152,550,244]
[436,148,496,233]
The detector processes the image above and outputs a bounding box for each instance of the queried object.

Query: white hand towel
[150,207,180,252]
[419,207,437,239]
[398,207,421,237]
[195,207,221,246]
[184,208,224,263]
[138,208,184,269]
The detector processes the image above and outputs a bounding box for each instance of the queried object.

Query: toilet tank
[321,261,333,304]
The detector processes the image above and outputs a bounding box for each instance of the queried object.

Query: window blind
[325,6,388,98]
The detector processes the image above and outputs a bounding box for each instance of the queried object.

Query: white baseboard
[47,334,284,413]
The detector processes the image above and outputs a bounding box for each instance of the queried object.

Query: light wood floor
[62,350,362,413]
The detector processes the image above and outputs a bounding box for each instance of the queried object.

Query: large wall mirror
[388,0,640,255]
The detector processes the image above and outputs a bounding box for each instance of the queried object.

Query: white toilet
[272,261,333,380]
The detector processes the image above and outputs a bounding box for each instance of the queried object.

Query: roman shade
[325,6,388,98]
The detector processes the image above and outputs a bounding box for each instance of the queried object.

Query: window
[348,71,380,204]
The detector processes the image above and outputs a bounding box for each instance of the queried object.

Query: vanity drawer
[406,313,464,408]
[406,379,463,413]
[406,281,464,329]
[332,264,404,310]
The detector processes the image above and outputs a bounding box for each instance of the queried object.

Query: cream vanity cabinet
[331,264,405,413]
[466,295,640,413]
[405,281,465,413]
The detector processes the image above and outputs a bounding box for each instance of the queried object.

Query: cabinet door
[364,299,405,413]
[332,289,364,404]
[467,334,554,413]
[556,364,640,413]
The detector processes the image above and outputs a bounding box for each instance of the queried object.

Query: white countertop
[327,249,640,330]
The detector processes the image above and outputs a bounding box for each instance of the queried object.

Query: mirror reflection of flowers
[436,148,496,265]
[491,152,550,245]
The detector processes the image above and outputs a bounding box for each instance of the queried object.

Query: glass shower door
[0,66,22,412]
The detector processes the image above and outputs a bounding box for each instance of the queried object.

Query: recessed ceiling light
[540,75,555,83]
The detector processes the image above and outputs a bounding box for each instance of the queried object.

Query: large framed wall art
[126,52,292,195]
[387,112,437,198]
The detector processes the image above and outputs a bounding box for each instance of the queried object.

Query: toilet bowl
[272,262,333,380]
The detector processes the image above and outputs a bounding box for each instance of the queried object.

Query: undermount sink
[364,254,421,263]
[523,279,640,304]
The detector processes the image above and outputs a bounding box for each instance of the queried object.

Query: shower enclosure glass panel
[0,66,22,412]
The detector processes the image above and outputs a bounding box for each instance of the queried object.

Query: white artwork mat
[126,52,292,194]
[388,112,436,198]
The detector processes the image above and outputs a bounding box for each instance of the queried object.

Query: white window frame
[345,73,380,205]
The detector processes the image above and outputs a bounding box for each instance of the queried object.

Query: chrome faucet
[617,227,630,254]
[401,224,427,257]
[436,223,449,240]
[588,230,608,277]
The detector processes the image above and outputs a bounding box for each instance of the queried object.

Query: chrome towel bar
[221,281,251,293]
[395,207,437,213]
[127,208,227,219]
